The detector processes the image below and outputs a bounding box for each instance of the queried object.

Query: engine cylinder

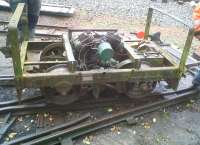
[98,42,114,63]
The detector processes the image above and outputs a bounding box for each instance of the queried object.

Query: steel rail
[0,96,136,114]
[19,88,198,145]
[0,103,47,114]
[0,75,15,86]
[3,113,90,145]
[0,86,194,114]
[0,117,16,141]
[0,95,43,108]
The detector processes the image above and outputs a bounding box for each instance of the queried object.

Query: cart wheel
[41,86,80,105]
[40,64,81,105]
[39,43,65,71]
[125,81,157,99]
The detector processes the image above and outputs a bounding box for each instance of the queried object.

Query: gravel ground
[40,0,196,48]
[47,0,193,27]
[75,104,200,145]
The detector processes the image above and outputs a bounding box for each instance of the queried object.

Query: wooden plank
[0,0,10,10]
[22,66,178,88]
[179,29,195,76]
[8,3,26,79]
[24,61,69,65]
[40,5,75,17]
[145,42,179,66]
[144,8,153,39]
[123,43,165,68]
[123,43,141,60]
[8,3,25,29]
[164,44,197,65]
[0,1,75,17]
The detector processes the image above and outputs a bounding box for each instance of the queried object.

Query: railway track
[2,85,198,145]
[0,85,194,114]
[0,93,159,115]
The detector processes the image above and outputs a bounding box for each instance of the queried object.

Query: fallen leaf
[163,108,166,112]
[88,135,94,140]
[17,117,23,122]
[49,116,53,122]
[22,89,26,93]
[44,113,49,118]
[186,103,192,108]
[25,115,30,118]
[26,127,30,131]
[133,130,136,135]
[140,116,144,120]
[190,99,195,103]
[24,125,28,129]
[152,118,157,123]
[68,112,73,116]
[143,122,151,129]
[83,136,91,145]
[107,108,113,112]
[110,126,121,133]
[8,132,17,139]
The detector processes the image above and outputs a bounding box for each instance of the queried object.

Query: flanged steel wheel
[40,43,65,71]
[39,43,80,105]
[40,64,81,105]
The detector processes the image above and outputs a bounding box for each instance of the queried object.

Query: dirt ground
[1,3,200,145]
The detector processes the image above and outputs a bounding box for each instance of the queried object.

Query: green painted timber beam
[8,3,26,78]
[8,3,28,78]
[144,8,153,39]
[21,67,179,88]
[179,28,195,77]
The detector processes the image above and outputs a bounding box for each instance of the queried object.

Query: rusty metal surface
[0,95,43,108]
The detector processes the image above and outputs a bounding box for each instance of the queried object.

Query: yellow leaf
[107,108,113,112]
[8,132,17,139]
[83,137,91,145]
